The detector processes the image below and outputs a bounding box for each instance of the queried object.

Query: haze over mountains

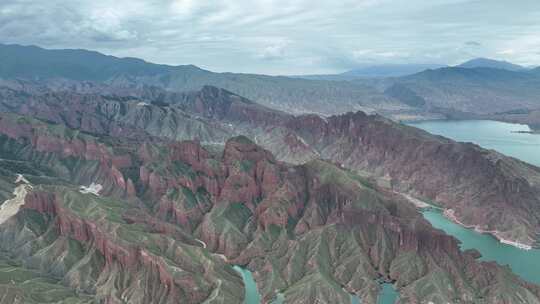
[295,63,447,80]
[457,57,528,71]
[295,57,534,80]
[1,43,540,129]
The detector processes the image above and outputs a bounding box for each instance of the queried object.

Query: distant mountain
[295,63,445,80]
[0,43,400,115]
[457,58,526,71]
[406,66,532,82]
[385,66,540,117]
[0,43,181,80]
[2,43,540,128]
[341,63,446,78]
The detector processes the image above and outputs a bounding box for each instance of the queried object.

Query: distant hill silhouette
[457,57,526,71]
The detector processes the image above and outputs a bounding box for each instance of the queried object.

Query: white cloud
[0,0,539,74]
[498,49,516,55]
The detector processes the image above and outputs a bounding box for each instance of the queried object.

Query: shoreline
[400,192,535,251]
[399,193,444,210]
[404,117,539,135]
[443,209,533,251]
[511,130,540,135]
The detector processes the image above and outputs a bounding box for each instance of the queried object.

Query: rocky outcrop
[2,96,540,302]
[3,84,540,245]
[1,185,244,304]
[285,111,540,246]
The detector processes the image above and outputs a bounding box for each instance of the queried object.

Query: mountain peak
[457,58,525,71]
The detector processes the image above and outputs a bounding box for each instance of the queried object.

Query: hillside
[2,83,540,247]
[0,112,538,303]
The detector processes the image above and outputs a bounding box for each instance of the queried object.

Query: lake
[409,120,540,166]
[409,120,540,285]
[423,209,540,284]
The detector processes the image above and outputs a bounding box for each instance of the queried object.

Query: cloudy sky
[1,0,539,75]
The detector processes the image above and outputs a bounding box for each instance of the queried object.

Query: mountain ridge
[2,82,540,248]
[0,111,539,303]
[457,57,527,71]
[2,43,540,130]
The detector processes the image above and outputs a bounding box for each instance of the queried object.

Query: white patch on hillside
[137,102,150,106]
[0,174,33,225]
[15,174,30,184]
[79,183,103,196]
[195,238,207,249]
[400,193,432,209]
[320,115,328,124]
[500,238,532,251]
[444,209,533,250]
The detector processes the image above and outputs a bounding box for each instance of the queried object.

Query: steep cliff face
[0,165,243,303]
[0,116,539,303]
[0,85,236,144]
[285,112,540,245]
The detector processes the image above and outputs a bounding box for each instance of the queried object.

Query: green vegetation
[0,256,95,303]
[223,202,253,231]
[305,160,388,213]
[181,186,197,209]
[239,159,255,172]
[171,160,197,179]
[231,135,254,145]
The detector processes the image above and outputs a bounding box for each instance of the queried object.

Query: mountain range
[297,57,533,80]
[1,43,540,130]
[2,81,540,245]
[2,43,540,303]
[1,86,540,303]
[295,63,447,80]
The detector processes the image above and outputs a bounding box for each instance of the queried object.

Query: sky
[1,0,539,75]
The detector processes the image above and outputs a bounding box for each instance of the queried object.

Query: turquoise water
[377,283,398,304]
[408,120,540,285]
[423,210,540,284]
[232,266,283,304]
[409,120,540,166]
[234,266,397,304]
[233,266,261,304]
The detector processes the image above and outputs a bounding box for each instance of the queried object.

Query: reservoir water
[233,266,261,304]
[409,120,540,285]
[377,283,399,304]
[423,210,540,284]
[409,120,540,166]
[234,266,398,304]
